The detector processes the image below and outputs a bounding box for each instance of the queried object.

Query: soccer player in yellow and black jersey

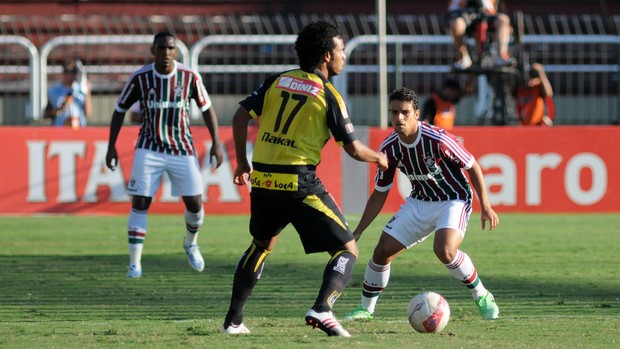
[221,21,388,337]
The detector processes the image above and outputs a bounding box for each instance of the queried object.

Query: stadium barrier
[1,33,618,125]
[0,126,618,215]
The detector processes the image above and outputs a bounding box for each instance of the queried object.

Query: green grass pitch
[0,213,618,348]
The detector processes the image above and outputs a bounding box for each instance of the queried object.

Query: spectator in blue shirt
[43,60,92,128]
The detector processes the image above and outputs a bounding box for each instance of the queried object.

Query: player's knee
[372,246,394,265]
[342,240,359,257]
[182,195,202,212]
[433,245,456,264]
[132,196,151,211]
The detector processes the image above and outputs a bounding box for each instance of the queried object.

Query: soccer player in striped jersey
[220,21,388,336]
[105,32,223,279]
[344,87,500,321]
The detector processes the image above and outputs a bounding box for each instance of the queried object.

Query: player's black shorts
[249,188,353,254]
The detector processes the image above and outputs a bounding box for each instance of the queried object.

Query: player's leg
[222,190,287,334]
[125,149,163,278]
[222,236,279,334]
[434,201,499,319]
[181,195,205,272]
[127,195,152,278]
[346,198,433,320]
[168,154,205,272]
[352,232,407,318]
[292,192,355,337]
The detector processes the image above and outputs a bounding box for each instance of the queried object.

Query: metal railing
[1,31,618,125]
[0,36,39,120]
[38,35,189,120]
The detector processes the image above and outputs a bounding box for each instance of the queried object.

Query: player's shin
[361,260,391,313]
[224,242,271,326]
[445,250,488,299]
[184,207,204,246]
[127,208,147,268]
[312,250,356,312]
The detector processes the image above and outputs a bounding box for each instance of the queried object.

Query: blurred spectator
[43,59,92,128]
[421,78,464,130]
[514,63,554,126]
[446,0,514,69]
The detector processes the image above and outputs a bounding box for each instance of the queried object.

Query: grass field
[0,213,619,348]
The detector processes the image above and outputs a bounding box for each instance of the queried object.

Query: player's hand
[480,205,499,231]
[209,142,224,169]
[106,147,118,171]
[233,162,252,186]
[376,152,389,171]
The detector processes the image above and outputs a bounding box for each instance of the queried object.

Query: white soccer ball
[407,291,451,333]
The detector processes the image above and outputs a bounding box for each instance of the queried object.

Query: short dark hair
[294,21,341,71]
[443,78,461,91]
[389,88,419,110]
[62,60,78,74]
[153,31,175,44]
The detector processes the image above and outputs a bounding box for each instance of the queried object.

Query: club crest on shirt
[424,155,436,167]
[174,84,184,97]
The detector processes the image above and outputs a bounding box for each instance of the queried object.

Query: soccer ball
[407,291,450,333]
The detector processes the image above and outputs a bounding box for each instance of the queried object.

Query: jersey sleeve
[439,131,475,169]
[191,71,212,112]
[374,142,397,191]
[114,74,140,113]
[324,83,356,146]
[239,74,279,119]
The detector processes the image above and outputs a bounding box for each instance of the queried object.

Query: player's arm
[466,160,499,231]
[343,141,388,171]
[106,110,126,171]
[232,106,253,186]
[202,107,223,168]
[353,189,390,241]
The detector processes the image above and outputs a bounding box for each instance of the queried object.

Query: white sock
[184,207,204,246]
[127,208,147,268]
[361,260,391,314]
[445,250,488,299]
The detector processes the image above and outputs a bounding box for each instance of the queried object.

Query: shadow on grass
[0,254,618,323]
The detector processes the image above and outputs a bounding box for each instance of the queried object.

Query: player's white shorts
[128,148,203,197]
[383,197,472,249]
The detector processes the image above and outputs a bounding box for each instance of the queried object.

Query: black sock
[224,243,271,327]
[313,250,357,313]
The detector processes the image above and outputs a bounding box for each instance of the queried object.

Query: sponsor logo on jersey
[261,132,298,148]
[405,166,443,182]
[276,75,322,97]
[146,99,186,109]
[250,171,298,191]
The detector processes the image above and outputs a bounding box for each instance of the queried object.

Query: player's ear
[324,50,332,63]
[150,45,156,56]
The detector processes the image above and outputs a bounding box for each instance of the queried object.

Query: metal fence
[0,14,619,125]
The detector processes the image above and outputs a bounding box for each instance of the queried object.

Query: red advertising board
[0,126,342,215]
[369,126,620,212]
